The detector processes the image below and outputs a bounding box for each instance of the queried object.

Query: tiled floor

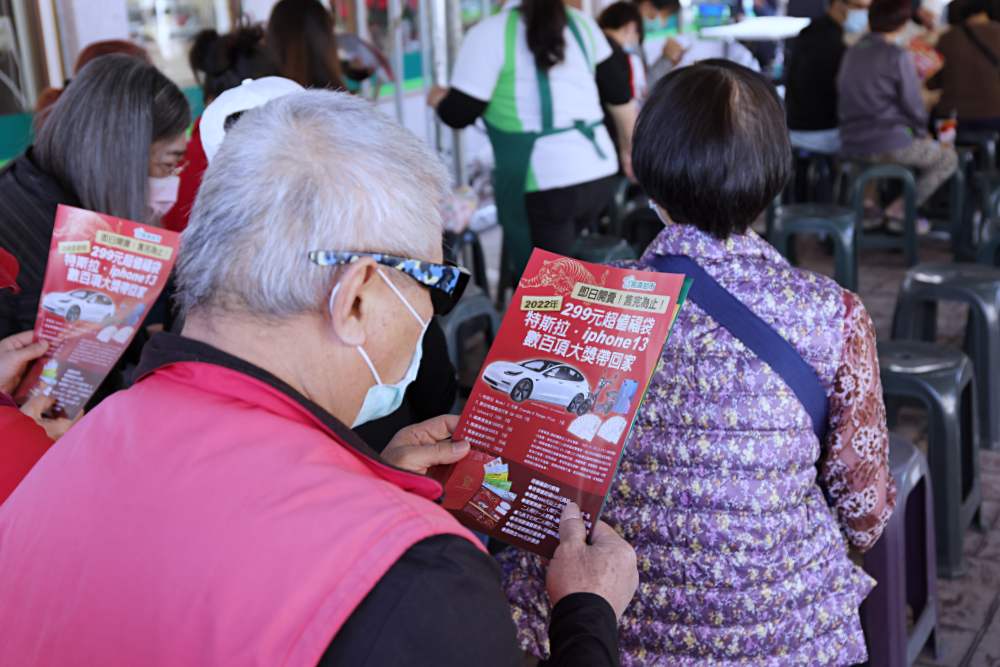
[792,234,1000,667]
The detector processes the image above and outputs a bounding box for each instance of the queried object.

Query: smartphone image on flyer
[14,205,181,419]
[434,249,690,558]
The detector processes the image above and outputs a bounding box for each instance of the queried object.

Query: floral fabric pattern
[498,223,895,666]
[820,291,896,551]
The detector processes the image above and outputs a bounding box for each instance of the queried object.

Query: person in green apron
[430,0,638,280]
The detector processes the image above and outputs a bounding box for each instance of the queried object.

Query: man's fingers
[20,393,55,419]
[1,330,36,350]
[558,501,587,545]
[12,340,48,363]
[412,414,461,443]
[391,438,469,473]
[590,520,624,545]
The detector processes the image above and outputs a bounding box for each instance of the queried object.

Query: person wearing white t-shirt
[428,0,638,278]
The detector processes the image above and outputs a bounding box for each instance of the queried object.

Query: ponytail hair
[189,24,277,103]
[523,0,567,71]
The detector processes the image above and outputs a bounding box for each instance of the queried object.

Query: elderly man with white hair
[0,91,638,666]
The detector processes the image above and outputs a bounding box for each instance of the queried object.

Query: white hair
[175,90,450,317]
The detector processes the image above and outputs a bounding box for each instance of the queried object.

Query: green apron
[485,9,608,280]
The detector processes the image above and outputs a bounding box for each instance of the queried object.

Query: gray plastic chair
[861,434,940,667]
[878,341,982,578]
[444,228,490,296]
[979,218,1000,267]
[892,262,1000,451]
[840,162,920,266]
[957,129,998,171]
[768,203,858,290]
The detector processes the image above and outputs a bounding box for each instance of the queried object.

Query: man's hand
[546,502,639,621]
[19,394,80,441]
[427,85,449,110]
[0,331,47,394]
[382,414,471,474]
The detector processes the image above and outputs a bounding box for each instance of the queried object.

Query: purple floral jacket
[498,223,895,666]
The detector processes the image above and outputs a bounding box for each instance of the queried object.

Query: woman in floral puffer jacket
[499,59,895,666]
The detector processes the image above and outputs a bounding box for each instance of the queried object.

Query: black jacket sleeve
[319,535,620,667]
[437,90,490,129]
[596,47,633,107]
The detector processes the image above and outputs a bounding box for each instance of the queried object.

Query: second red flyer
[436,249,689,557]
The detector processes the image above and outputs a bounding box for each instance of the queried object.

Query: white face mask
[843,8,869,34]
[330,269,429,428]
[147,175,180,219]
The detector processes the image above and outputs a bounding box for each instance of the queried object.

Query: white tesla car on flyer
[42,289,116,323]
[483,359,592,415]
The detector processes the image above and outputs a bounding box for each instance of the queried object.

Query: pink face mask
[147,175,180,220]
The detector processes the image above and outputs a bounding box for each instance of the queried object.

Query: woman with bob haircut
[499,59,895,665]
[0,54,190,338]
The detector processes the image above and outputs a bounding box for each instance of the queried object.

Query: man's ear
[328,259,379,347]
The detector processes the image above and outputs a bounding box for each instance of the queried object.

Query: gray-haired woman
[0,54,190,339]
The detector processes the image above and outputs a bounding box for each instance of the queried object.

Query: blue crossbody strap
[651,254,830,443]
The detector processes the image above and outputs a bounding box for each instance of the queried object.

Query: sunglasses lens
[431,270,469,315]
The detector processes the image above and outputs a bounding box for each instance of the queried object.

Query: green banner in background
[0,113,32,167]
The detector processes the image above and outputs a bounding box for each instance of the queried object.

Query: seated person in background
[838,0,958,232]
[500,60,895,666]
[0,90,639,666]
[928,0,1000,135]
[785,0,872,155]
[161,24,279,233]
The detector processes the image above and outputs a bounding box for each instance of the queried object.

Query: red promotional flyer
[14,205,180,418]
[435,249,689,558]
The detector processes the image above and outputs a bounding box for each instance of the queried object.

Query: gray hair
[175,90,450,318]
[35,54,190,223]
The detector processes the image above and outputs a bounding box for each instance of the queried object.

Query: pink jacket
[0,359,480,666]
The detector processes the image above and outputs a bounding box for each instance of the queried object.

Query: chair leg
[832,229,856,291]
[905,477,940,664]
[928,397,967,578]
[863,509,908,667]
[967,305,1000,450]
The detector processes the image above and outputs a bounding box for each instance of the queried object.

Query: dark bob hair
[599,1,645,36]
[631,59,791,239]
[868,0,912,33]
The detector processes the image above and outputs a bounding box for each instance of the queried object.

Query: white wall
[55,0,130,72]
